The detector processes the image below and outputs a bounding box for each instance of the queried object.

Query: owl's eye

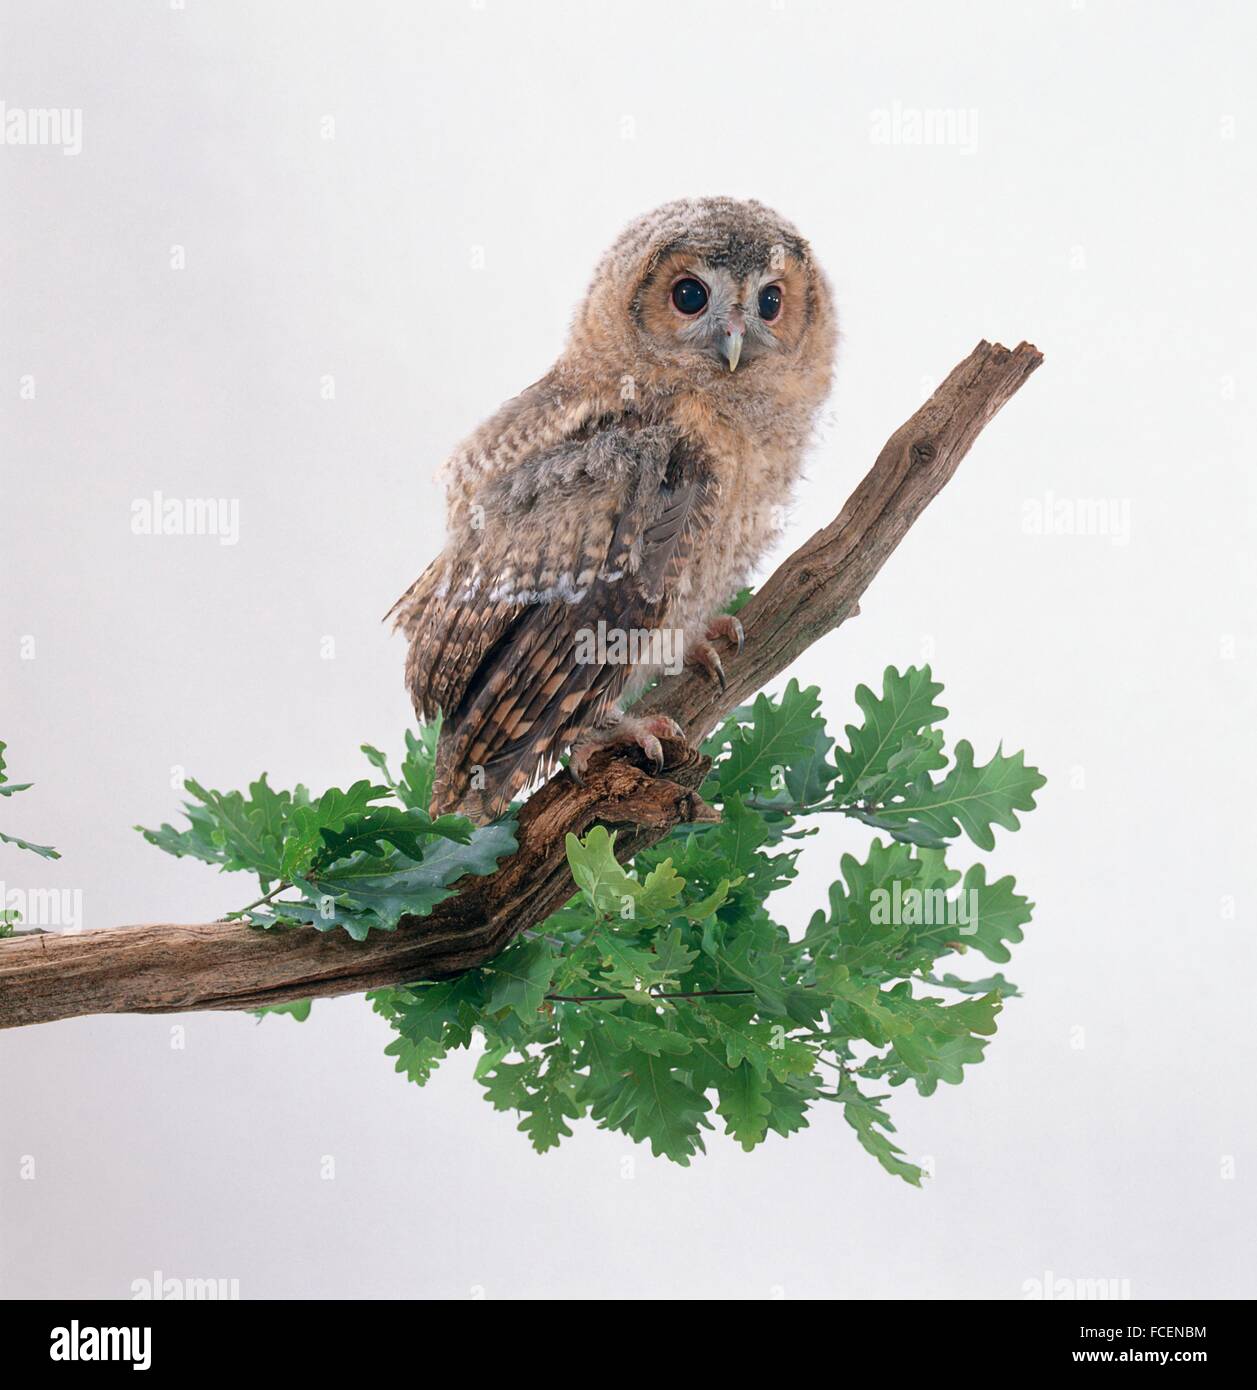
[758,284,782,322]
[671,277,709,315]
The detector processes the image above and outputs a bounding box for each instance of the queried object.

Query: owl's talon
[687,640,726,691]
[706,614,745,653]
[569,714,685,782]
[633,714,683,769]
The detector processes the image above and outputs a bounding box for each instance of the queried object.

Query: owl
[390,197,837,823]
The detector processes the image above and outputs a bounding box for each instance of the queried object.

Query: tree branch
[0,340,1042,1031]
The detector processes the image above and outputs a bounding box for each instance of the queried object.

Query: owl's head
[571,197,835,397]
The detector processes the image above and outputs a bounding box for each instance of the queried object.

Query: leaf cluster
[136,716,516,941]
[371,669,1044,1181]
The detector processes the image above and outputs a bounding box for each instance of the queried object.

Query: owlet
[390,197,836,822]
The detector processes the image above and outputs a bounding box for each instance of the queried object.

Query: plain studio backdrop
[1,0,1254,1300]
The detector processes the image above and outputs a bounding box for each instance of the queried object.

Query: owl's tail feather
[430,723,567,826]
[430,735,522,827]
[429,779,506,827]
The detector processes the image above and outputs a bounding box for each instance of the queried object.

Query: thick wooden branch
[0,341,1042,1030]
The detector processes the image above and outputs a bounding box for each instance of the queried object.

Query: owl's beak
[721,308,746,372]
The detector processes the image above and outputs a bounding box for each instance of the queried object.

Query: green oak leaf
[804,837,919,974]
[389,975,487,1049]
[397,720,442,811]
[184,777,297,881]
[704,1011,817,1082]
[715,1063,773,1150]
[634,859,687,917]
[317,806,472,866]
[477,1048,585,1153]
[927,971,1022,998]
[478,1057,535,1113]
[896,856,1034,966]
[648,926,700,981]
[517,1084,583,1153]
[871,986,1002,1096]
[483,938,557,1022]
[785,722,837,807]
[716,679,827,798]
[566,825,640,915]
[0,829,60,859]
[763,1075,817,1139]
[264,820,517,935]
[833,665,948,802]
[839,1079,924,1186]
[383,1032,447,1085]
[593,1051,712,1165]
[877,741,1046,851]
[278,779,392,878]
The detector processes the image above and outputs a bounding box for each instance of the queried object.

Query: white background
[1,0,1253,1299]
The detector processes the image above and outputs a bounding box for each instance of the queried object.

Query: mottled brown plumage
[390,197,837,821]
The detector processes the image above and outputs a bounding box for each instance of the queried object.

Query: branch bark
[0,340,1042,1031]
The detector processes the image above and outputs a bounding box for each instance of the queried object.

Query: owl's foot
[688,615,745,690]
[706,614,745,653]
[687,642,727,691]
[569,714,685,783]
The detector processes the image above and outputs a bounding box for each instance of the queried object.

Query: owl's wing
[391,425,717,821]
